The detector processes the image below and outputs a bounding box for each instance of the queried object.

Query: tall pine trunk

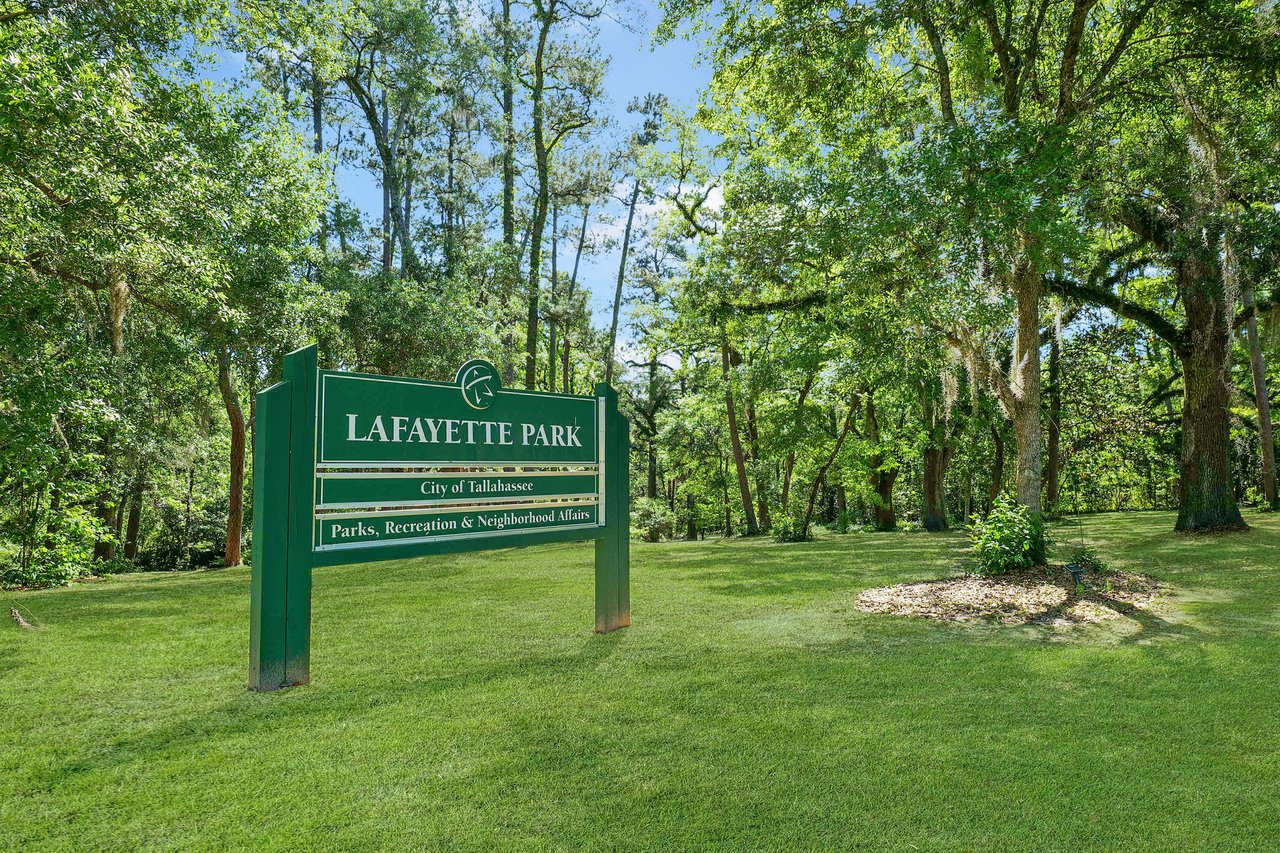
[1046,326,1062,511]
[217,349,246,567]
[562,206,589,393]
[1243,288,1277,509]
[605,179,641,385]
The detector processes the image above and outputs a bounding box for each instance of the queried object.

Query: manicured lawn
[3,512,1278,850]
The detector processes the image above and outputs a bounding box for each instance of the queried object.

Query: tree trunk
[745,395,771,530]
[1011,267,1043,512]
[1175,260,1246,531]
[380,82,393,274]
[523,11,556,389]
[922,447,948,531]
[721,457,733,535]
[874,469,898,532]
[547,201,558,392]
[217,349,246,567]
[92,458,116,562]
[801,393,858,533]
[920,381,953,532]
[605,179,641,385]
[312,71,327,254]
[1046,323,1062,511]
[780,374,815,515]
[722,344,758,535]
[123,476,142,562]
[563,205,589,393]
[647,445,658,499]
[499,0,517,383]
[501,0,515,249]
[1243,288,1277,509]
[989,424,1005,509]
[864,393,896,531]
[685,492,697,540]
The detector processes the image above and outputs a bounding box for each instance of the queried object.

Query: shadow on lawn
[650,535,969,599]
[33,631,626,791]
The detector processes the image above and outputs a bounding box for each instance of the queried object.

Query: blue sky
[214,4,713,322]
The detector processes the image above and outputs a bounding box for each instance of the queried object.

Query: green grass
[3,512,1279,851]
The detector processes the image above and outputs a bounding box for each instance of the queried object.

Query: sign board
[249,345,630,692]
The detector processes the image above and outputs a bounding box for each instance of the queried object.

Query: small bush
[630,497,674,542]
[834,509,853,534]
[773,516,812,542]
[968,495,1050,577]
[134,499,228,571]
[1067,545,1108,574]
[0,507,101,589]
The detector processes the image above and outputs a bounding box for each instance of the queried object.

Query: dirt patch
[854,566,1163,626]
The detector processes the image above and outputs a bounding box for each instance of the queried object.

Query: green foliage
[968,496,1050,577]
[834,509,853,534]
[1067,546,1108,575]
[1,506,103,589]
[630,497,675,542]
[135,497,229,572]
[772,515,811,542]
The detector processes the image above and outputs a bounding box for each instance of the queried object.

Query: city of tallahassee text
[346,414,583,447]
[327,506,594,540]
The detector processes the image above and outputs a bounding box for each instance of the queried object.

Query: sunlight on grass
[3,512,1279,850]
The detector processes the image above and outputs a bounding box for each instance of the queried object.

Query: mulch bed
[854,566,1163,627]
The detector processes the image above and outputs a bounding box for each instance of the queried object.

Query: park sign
[249,345,630,692]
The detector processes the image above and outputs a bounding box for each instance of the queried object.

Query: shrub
[1067,545,1108,574]
[834,509,853,534]
[134,498,228,571]
[0,506,101,589]
[968,495,1049,576]
[630,497,674,542]
[773,516,812,542]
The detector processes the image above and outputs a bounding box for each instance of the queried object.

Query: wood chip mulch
[854,566,1163,627]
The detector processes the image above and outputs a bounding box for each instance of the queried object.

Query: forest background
[2,0,1278,588]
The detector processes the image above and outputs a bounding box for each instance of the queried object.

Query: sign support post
[249,345,630,691]
[594,383,630,632]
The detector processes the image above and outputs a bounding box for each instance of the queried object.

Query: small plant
[1067,545,1108,575]
[834,509,853,534]
[630,497,675,542]
[968,495,1050,577]
[773,516,812,543]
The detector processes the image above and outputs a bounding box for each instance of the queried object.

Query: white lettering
[365,415,387,442]
[347,413,371,442]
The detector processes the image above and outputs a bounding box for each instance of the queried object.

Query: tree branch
[1044,274,1186,354]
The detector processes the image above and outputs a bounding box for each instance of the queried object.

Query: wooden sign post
[249,344,630,691]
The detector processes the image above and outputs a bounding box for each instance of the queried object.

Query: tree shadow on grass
[30,630,627,794]
[654,535,969,599]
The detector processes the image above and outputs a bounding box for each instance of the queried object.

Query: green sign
[317,366,599,467]
[249,345,630,692]
[315,502,600,549]
[315,471,600,509]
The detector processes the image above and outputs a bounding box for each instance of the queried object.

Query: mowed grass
[3,512,1279,851]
